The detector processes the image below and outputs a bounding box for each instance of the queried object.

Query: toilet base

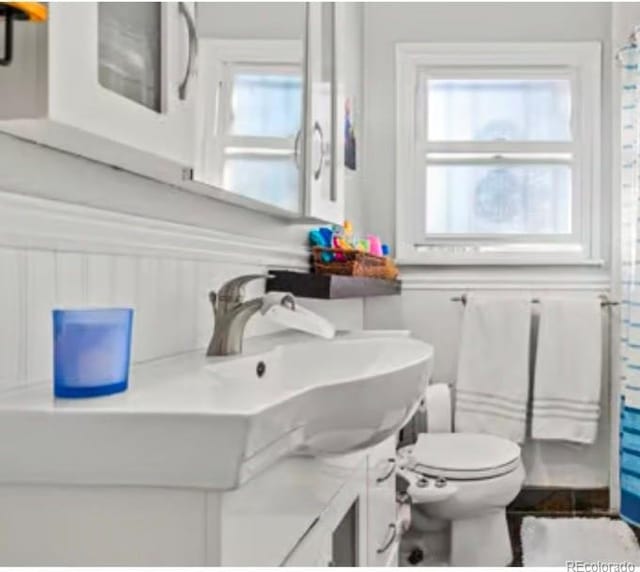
[450,509,512,566]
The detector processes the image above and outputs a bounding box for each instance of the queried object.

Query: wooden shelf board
[266,270,401,299]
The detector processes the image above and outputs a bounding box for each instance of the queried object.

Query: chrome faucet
[206,274,295,356]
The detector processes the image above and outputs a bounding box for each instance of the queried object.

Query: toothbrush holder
[53,308,134,398]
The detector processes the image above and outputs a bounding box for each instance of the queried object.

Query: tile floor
[399,487,639,566]
[506,488,640,566]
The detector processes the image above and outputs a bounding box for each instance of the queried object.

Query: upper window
[219,63,303,211]
[195,40,304,213]
[396,43,601,265]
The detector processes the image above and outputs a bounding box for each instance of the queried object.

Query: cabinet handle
[178,2,198,101]
[0,6,15,66]
[376,523,397,554]
[294,129,302,169]
[376,457,397,484]
[313,121,324,181]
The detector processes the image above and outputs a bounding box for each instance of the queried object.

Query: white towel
[532,298,602,444]
[455,294,531,443]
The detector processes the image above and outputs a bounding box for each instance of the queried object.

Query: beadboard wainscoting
[0,189,364,394]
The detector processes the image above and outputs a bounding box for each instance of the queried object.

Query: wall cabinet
[0,2,347,224]
[0,2,196,177]
[304,2,345,224]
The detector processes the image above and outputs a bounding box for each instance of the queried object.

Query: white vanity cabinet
[282,437,401,567]
[367,436,400,566]
[0,2,196,176]
[281,457,368,567]
[0,444,400,566]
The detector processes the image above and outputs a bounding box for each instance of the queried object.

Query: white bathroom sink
[0,331,433,490]
[207,334,432,455]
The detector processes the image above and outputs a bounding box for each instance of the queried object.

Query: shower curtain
[620,42,640,527]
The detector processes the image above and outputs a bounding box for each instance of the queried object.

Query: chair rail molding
[0,189,309,269]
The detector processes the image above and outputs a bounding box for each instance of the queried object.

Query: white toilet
[398,432,525,566]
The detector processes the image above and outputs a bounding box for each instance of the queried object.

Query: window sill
[395,254,610,291]
[395,254,606,268]
[395,241,604,267]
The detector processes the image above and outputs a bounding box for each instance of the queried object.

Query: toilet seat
[401,433,521,481]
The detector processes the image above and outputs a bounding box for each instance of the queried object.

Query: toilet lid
[408,433,521,480]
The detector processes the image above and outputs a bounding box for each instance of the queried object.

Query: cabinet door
[47,2,195,164]
[367,436,399,566]
[304,2,345,224]
[283,530,332,567]
[281,455,368,567]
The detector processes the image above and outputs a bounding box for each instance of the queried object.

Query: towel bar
[450,294,619,307]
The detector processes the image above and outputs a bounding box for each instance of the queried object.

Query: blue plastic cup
[53,308,134,398]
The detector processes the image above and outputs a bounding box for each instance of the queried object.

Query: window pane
[426,164,572,235]
[428,79,572,141]
[223,157,299,211]
[230,72,302,138]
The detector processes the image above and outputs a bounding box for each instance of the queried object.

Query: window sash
[395,42,601,265]
[424,141,575,154]
[414,69,581,245]
[417,148,580,240]
[219,63,302,139]
[221,135,296,153]
[210,59,302,186]
[424,152,573,165]
[419,67,577,145]
[416,162,581,244]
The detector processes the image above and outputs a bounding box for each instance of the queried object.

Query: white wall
[197,3,305,40]
[363,2,613,265]
[361,2,616,487]
[341,3,365,232]
[0,5,366,395]
[0,133,364,395]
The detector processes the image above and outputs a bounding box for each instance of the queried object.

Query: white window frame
[395,42,602,266]
[194,39,304,210]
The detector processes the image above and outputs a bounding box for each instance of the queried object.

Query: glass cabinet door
[192,3,306,213]
[98,3,163,112]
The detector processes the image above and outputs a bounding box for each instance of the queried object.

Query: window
[195,40,304,212]
[219,64,303,211]
[396,43,601,264]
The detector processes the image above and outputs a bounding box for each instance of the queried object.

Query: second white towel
[532,298,602,444]
[455,294,532,443]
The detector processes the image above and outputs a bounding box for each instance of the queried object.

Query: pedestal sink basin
[0,331,433,490]
[208,334,432,455]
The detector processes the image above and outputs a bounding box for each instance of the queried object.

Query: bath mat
[521,517,640,566]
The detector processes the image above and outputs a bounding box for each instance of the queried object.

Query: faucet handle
[217,274,273,304]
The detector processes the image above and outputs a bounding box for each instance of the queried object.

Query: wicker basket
[311,247,399,280]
